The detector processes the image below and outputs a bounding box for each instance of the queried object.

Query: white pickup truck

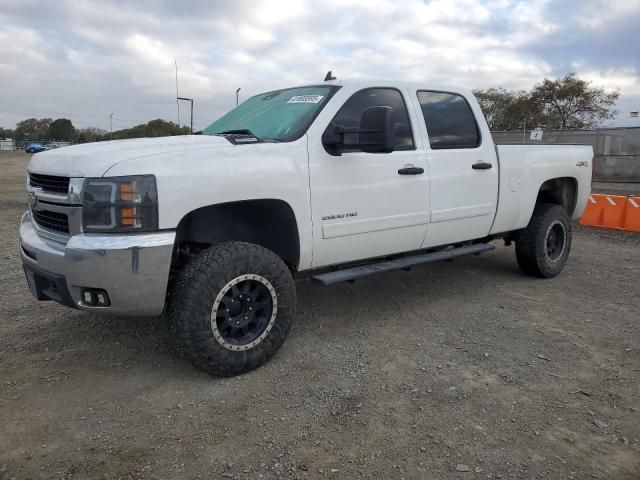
[21,77,593,376]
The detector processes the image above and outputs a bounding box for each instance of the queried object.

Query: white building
[0,139,15,151]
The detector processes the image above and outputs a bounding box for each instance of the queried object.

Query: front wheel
[515,203,572,278]
[167,242,296,377]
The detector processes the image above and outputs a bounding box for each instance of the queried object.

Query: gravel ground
[1,151,639,480]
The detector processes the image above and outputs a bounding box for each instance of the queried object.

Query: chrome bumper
[19,211,175,316]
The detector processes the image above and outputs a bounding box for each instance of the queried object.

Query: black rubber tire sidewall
[515,203,572,278]
[167,242,295,377]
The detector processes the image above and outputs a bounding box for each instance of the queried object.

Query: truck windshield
[203,86,339,142]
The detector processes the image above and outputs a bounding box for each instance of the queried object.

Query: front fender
[104,138,314,269]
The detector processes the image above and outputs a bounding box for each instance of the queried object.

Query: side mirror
[359,106,395,153]
[321,125,343,156]
[321,105,395,156]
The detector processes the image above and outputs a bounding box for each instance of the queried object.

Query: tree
[474,73,620,130]
[76,127,108,143]
[506,93,547,130]
[112,119,189,139]
[14,118,52,142]
[473,88,544,130]
[47,118,76,141]
[0,127,14,139]
[530,73,620,129]
[473,88,517,130]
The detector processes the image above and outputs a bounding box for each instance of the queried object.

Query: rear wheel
[167,242,295,377]
[515,203,572,278]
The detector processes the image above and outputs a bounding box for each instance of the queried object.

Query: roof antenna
[324,70,336,81]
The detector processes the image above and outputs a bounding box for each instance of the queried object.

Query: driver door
[307,87,429,268]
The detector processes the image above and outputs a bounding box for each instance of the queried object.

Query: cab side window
[329,88,415,153]
[417,91,480,149]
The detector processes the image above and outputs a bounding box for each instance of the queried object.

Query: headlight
[82,175,158,233]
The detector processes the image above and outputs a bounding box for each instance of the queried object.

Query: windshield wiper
[216,129,259,137]
[211,129,261,144]
[213,129,281,144]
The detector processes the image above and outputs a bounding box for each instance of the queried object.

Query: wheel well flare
[536,177,578,216]
[174,200,300,269]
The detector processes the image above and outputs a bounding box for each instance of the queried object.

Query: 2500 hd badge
[321,212,358,221]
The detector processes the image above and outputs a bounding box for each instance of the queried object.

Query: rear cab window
[416,91,481,149]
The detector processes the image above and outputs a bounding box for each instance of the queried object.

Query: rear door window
[417,91,480,149]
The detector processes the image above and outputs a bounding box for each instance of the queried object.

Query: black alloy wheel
[211,274,277,352]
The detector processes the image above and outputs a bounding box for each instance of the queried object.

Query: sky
[1,0,639,132]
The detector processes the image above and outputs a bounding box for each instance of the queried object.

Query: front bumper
[20,211,175,316]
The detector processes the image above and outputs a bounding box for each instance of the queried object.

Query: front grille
[32,209,70,234]
[29,173,70,194]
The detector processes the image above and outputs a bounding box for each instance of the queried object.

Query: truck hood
[27,135,236,177]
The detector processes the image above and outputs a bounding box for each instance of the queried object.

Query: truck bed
[489,143,593,235]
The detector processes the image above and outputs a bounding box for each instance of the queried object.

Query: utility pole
[177,97,194,134]
[175,59,181,131]
[109,113,113,140]
[236,87,242,106]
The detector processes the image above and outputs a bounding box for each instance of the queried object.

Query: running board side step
[311,243,495,285]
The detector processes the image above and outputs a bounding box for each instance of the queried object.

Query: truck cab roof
[301,78,475,97]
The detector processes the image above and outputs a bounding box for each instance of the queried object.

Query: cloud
[0,0,638,131]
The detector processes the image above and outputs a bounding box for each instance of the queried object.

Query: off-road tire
[515,203,572,278]
[167,242,295,376]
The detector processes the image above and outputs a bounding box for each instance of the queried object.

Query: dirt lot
[1,151,639,480]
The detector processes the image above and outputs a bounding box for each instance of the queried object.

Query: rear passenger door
[414,90,499,247]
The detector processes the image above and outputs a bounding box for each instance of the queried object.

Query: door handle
[398,166,424,175]
[472,162,493,170]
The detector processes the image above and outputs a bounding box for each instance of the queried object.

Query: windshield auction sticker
[287,95,324,104]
